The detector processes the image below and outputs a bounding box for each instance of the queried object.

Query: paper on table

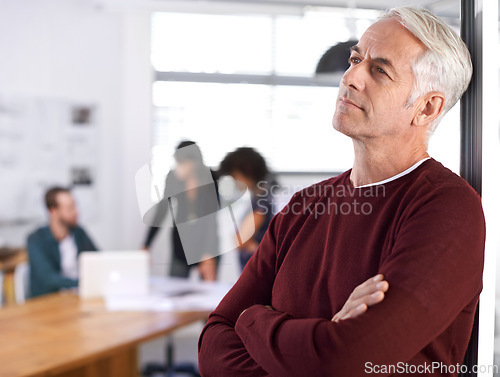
[105,281,231,312]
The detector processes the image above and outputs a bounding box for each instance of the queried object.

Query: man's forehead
[56,192,74,203]
[354,18,425,65]
[364,18,402,37]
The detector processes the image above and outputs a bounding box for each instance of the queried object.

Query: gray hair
[380,6,472,133]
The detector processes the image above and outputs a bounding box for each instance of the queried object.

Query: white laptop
[79,251,150,299]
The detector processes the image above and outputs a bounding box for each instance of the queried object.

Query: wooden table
[0,292,211,377]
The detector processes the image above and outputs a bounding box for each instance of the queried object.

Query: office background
[0,0,498,375]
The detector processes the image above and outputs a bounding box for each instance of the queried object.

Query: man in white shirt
[27,187,98,298]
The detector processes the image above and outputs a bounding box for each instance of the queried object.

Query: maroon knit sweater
[198,158,485,377]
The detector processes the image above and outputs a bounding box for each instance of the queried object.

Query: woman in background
[143,141,219,281]
[219,147,276,270]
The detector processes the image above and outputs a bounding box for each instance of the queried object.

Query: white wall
[0,0,153,251]
[0,0,330,277]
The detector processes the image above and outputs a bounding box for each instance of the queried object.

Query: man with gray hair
[198,6,485,376]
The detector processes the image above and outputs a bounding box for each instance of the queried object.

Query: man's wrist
[239,307,249,318]
[235,305,266,342]
[235,305,289,347]
[239,304,273,320]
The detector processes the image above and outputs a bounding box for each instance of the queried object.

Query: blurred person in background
[143,140,220,281]
[219,147,276,271]
[27,187,98,298]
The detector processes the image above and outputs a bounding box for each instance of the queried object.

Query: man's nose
[341,64,366,92]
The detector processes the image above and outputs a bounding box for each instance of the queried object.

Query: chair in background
[13,261,29,304]
[0,247,27,304]
[142,333,201,377]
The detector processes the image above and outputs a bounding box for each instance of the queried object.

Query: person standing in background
[143,141,220,281]
[27,187,98,298]
[218,147,275,271]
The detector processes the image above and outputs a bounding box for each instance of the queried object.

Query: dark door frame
[459,1,482,376]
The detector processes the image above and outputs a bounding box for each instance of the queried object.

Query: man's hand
[331,274,389,323]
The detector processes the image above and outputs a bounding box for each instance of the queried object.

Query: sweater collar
[353,157,432,189]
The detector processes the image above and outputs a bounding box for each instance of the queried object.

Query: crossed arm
[198,265,391,377]
[198,188,485,377]
[240,273,389,323]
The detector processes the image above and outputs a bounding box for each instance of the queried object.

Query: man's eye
[349,57,361,65]
[376,67,387,75]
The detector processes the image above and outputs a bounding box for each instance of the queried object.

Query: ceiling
[152,0,462,18]
[209,0,459,16]
[97,0,500,22]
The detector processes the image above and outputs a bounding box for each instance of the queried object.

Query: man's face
[332,18,426,141]
[50,192,78,228]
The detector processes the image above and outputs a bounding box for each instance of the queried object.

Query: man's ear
[411,92,446,127]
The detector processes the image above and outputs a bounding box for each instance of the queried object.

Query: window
[151,11,372,179]
[152,13,273,74]
[151,9,461,183]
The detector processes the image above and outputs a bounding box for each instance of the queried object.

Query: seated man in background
[27,187,98,298]
[198,6,485,377]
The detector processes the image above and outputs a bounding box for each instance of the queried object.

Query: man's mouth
[339,97,364,111]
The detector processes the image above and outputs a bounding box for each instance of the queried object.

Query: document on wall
[0,94,99,223]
